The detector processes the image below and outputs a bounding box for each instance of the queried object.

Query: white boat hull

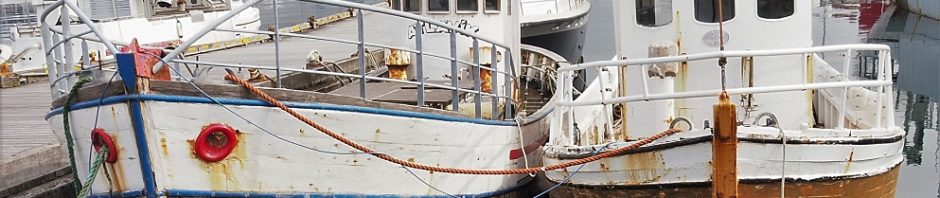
[47,93,549,197]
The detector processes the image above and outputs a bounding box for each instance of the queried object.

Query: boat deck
[192,10,400,83]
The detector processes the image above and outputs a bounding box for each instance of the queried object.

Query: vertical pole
[357,9,366,99]
[52,33,65,91]
[81,39,89,69]
[415,21,425,107]
[41,22,58,96]
[504,49,512,118]
[450,31,459,111]
[838,49,852,129]
[490,44,498,119]
[875,50,885,128]
[273,0,282,88]
[885,51,895,127]
[620,58,630,140]
[61,4,74,87]
[712,92,738,198]
[473,39,482,118]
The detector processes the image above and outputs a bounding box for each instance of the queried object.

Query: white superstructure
[3,0,260,73]
[541,0,903,197]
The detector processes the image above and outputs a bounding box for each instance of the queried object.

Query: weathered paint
[546,165,900,198]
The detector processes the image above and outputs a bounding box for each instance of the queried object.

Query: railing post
[599,66,614,142]
[838,49,852,129]
[52,33,65,91]
[450,31,459,111]
[415,21,425,107]
[41,21,58,96]
[81,39,89,69]
[60,5,75,88]
[273,0,282,88]
[885,51,895,127]
[491,44,498,119]
[504,49,513,118]
[473,39,482,118]
[875,50,886,129]
[357,9,367,99]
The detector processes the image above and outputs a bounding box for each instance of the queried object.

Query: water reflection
[816,0,940,196]
[871,3,940,198]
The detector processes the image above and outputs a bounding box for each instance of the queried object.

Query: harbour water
[578,0,938,197]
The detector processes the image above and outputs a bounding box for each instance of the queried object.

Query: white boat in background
[42,0,568,197]
[1,0,260,73]
[520,0,589,63]
[897,0,940,20]
[541,0,903,197]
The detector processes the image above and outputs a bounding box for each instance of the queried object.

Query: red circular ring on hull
[194,123,238,162]
[91,128,118,163]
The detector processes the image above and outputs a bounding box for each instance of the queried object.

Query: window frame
[403,0,422,13]
[456,0,479,14]
[693,0,736,24]
[427,0,451,14]
[756,0,795,20]
[483,0,500,13]
[634,0,673,28]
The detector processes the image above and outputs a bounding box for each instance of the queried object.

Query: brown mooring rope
[224,74,683,175]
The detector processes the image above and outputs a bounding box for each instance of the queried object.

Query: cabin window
[403,0,421,12]
[636,0,672,27]
[694,0,734,23]
[485,0,500,11]
[457,0,478,12]
[757,0,794,19]
[428,0,449,12]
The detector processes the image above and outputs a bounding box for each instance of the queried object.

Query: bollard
[712,91,738,198]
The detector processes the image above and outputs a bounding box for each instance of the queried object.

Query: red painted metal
[91,128,119,163]
[120,39,171,80]
[194,123,238,162]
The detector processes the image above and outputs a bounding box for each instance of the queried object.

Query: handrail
[169,59,515,100]
[559,44,891,72]
[553,45,894,145]
[41,0,521,120]
[157,0,515,73]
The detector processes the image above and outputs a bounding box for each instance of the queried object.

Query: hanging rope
[77,147,109,198]
[63,77,92,194]
[717,0,728,91]
[223,72,683,175]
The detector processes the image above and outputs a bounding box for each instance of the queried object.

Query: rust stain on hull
[105,133,126,193]
[622,151,667,185]
[548,165,901,198]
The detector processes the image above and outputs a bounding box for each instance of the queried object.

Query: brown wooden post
[712,91,738,198]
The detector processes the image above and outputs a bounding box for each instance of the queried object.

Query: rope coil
[223,73,683,175]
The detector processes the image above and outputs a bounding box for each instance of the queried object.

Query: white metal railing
[41,0,520,120]
[553,44,895,146]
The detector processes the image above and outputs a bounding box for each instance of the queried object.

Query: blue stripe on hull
[88,179,528,198]
[46,94,516,126]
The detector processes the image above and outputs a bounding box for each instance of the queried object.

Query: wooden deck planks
[0,83,55,160]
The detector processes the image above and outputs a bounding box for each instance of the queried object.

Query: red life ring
[91,128,118,163]
[194,123,238,162]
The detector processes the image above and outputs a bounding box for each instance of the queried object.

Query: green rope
[77,147,108,198]
[63,77,93,196]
